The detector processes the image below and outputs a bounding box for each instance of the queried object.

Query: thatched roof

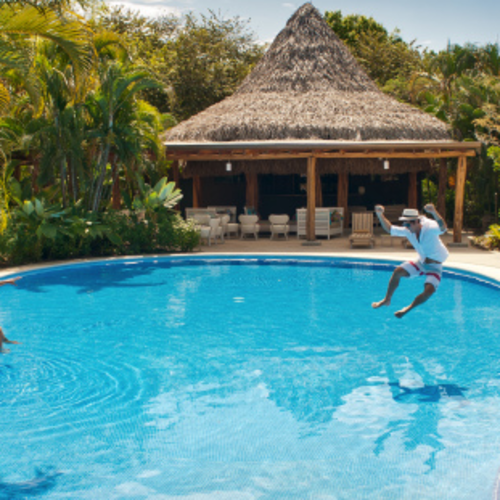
[163,3,451,145]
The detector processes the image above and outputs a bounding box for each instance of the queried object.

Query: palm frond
[0,5,95,83]
[0,82,10,114]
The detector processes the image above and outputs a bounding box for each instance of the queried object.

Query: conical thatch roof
[163,3,451,144]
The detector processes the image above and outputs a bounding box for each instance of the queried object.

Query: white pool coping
[1,250,499,284]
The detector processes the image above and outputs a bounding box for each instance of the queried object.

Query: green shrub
[0,201,200,266]
[471,224,500,250]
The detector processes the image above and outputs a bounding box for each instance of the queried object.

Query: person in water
[0,276,22,352]
[372,204,449,318]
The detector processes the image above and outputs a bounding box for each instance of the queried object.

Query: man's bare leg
[372,267,409,308]
[395,283,435,318]
[0,327,19,353]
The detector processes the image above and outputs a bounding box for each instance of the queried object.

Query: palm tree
[85,61,161,212]
[0,4,94,114]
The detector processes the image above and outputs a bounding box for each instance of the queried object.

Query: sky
[104,0,500,52]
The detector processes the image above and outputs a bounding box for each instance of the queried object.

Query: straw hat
[399,209,421,221]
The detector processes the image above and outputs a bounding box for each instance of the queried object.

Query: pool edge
[1,251,499,286]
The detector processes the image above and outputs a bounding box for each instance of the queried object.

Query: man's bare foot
[395,306,411,318]
[372,298,390,308]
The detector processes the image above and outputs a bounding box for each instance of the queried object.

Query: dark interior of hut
[179,173,423,224]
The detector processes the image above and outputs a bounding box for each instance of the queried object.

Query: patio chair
[226,221,240,238]
[269,214,290,240]
[349,212,375,248]
[209,217,223,244]
[239,214,260,239]
[192,214,212,246]
[219,214,230,242]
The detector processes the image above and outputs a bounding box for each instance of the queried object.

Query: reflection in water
[388,382,468,403]
[0,468,62,499]
[374,381,468,471]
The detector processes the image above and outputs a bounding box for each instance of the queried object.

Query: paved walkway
[198,231,500,282]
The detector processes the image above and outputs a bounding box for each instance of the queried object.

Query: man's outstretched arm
[374,205,392,234]
[424,203,447,232]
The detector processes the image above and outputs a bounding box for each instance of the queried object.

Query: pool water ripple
[0,256,500,499]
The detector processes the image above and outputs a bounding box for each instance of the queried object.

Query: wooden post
[408,171,418,208]
[437,158,447,220]
[171,160,180,210]
[171,160,180,188]
[315,169,323,208]
[245,172,259,210]
[306,156,317,241]
[453,156,467,243]
[193,175,202,208]
[337,172,349,227]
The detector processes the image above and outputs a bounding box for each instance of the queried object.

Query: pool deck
[196,231,500,282]
[1,231,499,283]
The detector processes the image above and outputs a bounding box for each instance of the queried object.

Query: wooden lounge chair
[349,213,375,248]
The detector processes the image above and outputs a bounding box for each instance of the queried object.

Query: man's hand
[424,203,437,216]
[374,204,392,234]
[424,203,447,231]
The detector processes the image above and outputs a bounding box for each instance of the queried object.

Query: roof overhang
[164,140,482,161]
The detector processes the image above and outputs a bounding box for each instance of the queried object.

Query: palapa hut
[163,2,480,242]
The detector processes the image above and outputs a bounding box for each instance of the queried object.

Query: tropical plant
[85,61,161,212]
[133,176,182,212]
[471,224,500,250]
[0,4,94,113]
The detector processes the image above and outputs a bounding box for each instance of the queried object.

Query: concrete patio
[198,230,500,282]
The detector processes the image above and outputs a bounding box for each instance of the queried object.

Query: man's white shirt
[391,216,449,263]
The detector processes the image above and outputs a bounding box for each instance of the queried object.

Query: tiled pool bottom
[1,255,500,499]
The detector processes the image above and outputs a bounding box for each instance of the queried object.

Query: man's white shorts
[400,260,443,290]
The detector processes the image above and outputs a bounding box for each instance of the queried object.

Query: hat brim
[399,216,420,221]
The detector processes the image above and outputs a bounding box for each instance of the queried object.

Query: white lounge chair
[209,217,223,244]
[296,207,344,239]
[192,214,212,246]
[269,214,290,240]
[219,214,230,242]
[239,214,260,239]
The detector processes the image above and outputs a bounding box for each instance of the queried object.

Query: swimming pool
[1,255,500,499]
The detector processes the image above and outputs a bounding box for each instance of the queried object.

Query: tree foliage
[92,7,265,120]
[324,10,422,88]
[2,0,500,263]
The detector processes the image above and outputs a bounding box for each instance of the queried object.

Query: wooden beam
[453,156,468,243]
[337,172,349,228]
[437,158,447,221]
[306,156,317,241]
[192,175,202,208]
[166,150,477,161]
[408,171,418,208]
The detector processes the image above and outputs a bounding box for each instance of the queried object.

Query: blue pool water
[1,255,500,499]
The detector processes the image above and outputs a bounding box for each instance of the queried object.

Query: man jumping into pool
[0,277,22,353]
[372,203,449,318]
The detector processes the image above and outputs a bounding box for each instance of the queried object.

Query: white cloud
[282,3,296,10]
[107,1,183,18]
